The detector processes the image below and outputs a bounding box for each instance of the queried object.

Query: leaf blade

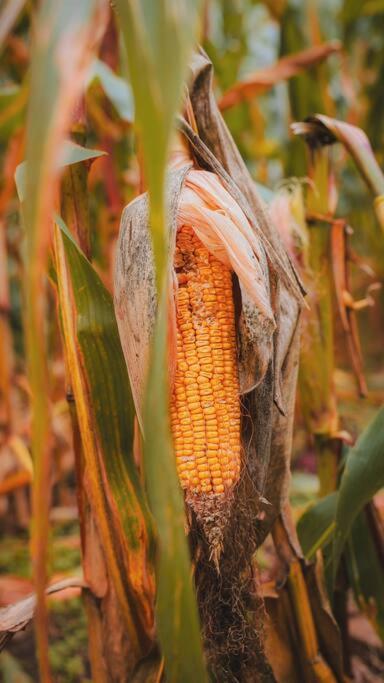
[22,1,107,676]
[53,217,155,660]
[114,2,208,680]
[333,406,384,579]
[297,493,337,561]
[15,141,106,202]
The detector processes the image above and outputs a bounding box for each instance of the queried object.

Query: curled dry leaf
[0,577,85,651]
[0,469,31,495]
[291,114,384,228]
[219,41,342,110]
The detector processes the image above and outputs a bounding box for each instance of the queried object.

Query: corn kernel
[171,225,240,497]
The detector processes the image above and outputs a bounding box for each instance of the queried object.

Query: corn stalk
[296,140,340,495]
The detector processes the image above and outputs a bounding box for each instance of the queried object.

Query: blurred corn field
[1,1,384,681]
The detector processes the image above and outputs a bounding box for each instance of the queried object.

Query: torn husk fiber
[114,49,303,682]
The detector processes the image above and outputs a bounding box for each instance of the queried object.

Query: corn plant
[0,2,384,682]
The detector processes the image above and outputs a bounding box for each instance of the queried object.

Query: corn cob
[170,224,241,497]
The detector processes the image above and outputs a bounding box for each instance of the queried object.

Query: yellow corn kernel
[171,225,241,496]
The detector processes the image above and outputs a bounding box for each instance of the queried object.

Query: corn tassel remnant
[171,225,241,498]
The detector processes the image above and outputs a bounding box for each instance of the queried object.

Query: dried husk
[114,49,304,682]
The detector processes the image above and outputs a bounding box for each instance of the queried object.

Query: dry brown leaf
[292,114,384,229]
[219,41,342,110]
[0,469,31,494]
[0,576,85,650]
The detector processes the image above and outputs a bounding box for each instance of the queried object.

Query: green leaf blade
[22,1,107,678]
[15,141,106,202]
[347,509,384,641]
[297,492,337,561]
[88,59,134,122]
[333,406,384,579]
[114,1,208,680]
[55,216,155,653]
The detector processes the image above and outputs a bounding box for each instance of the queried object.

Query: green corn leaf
[297,492,337,561]
[53,215,155,660]
[88,59,134,122]
[114,0,202,282]
[299,492,384,636]
[15,141,106,202]
[346,508,384,641]
[22,0,107,677]
[333,406,384,580]
[114,2,208,680]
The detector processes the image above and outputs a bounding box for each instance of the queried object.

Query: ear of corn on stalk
[168,154,280,559]
[115,154,276,558]
[114,51,305,680]
[168,155,276,508]
[171,224,241,497]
